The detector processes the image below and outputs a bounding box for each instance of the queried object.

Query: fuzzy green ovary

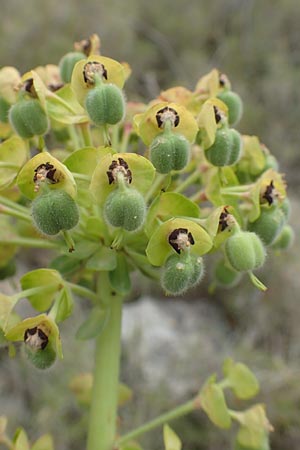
[215,258,241,286]
[217,90,243,126]
[59,52,86,83]
[104,188,146,232]
[25,344,56,370]
[248,206,286,246]
[150,133,190,173]
[225,232,265,272]
[161,253,204,295]
[32,190,79,235]
[9,99,49,139]
[85,84,125,126]
[205,128,241,167]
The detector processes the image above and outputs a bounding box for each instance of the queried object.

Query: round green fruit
[225,231,266,272]
[104,187,146,232]
[205,127,242,167]
[248,206,286,246]
[85,83,125,126]
[214,258,241,287]
[161,253,204,295]
[59,51,86,83]
[217,90,243,126]
[9,98,49,139]
[25,343,56,370]
[150,132,190,173]
[32,190,79,235]
[271,225,295,250]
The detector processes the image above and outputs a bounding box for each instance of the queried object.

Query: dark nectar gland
[168,228,195,254]
[106,158,132,185]
[33,162,60,193]
[83,61,108,86]
[156,106,180,129]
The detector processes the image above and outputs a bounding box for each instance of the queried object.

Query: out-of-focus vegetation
[1,1,300,449]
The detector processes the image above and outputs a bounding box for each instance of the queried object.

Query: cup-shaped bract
[17,152,77,200]
[90,152,155,207]
[134,102,198,146]
[71,55,127,107]
[146,218,212,267]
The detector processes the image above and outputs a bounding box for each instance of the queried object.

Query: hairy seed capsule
[25,344,56,370]
[32,190,79,235]
[248,206,286,246]
[59,51,86,83]
[217,90,243,126]
[150,132,190,173]
[205,127,242,167]
[225,231,266,272]
[271,225,295,251]
[161,253,204,295]
[85,83,125,126]
[104,187,146,232]
[24,326,56,370]
[9,99,49,139]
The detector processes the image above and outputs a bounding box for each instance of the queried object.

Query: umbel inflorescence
[0,33,292,449]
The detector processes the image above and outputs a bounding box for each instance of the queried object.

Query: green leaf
[55,286,74,323]
[109,252,131,295]
[235,404,272,450]
[46,84,88,124]
[31,434,54,450]
[200,375,231,429]
[20,268,64,311]
[76,306,109,340]
[145,191,200,237]
[90,152,155,206]
[146,218,212,266]
[13,428,30,450]
[64,146,113,177]
[0,294,18,333]
[0,136,28,190]
[86,247,117,271]
[49,254,82,277]
[163,424,182,450]
[223,358,259,400]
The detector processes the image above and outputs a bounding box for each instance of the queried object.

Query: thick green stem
[116,397,201,446]
[87,274,123,450]
[174,169,200,194]
[0,237,59,249]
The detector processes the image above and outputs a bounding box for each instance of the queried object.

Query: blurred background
[1,0,300,449]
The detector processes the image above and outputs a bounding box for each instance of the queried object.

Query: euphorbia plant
[0,34,293,450]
